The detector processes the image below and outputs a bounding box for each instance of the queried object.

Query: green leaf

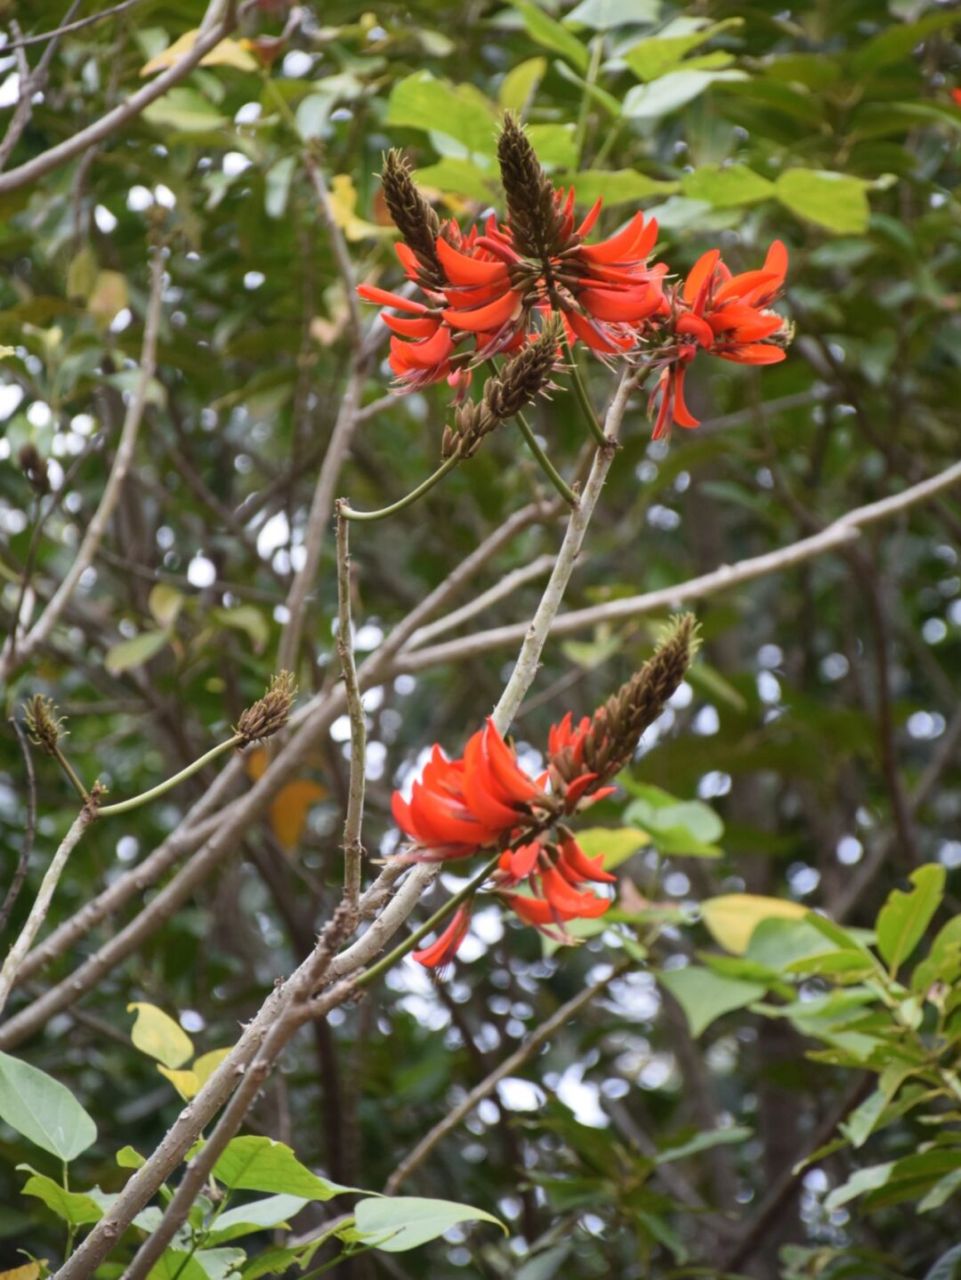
[0,1052,97,1161]
[386,72,497,155]
[850,10,961,76]
[623,19,742,82]
[876,864,946,973]
[824,1161,895,1212]
[775,168,871,234]
[143,88,225,133]
[117,1145,145,1169]
[415,159,497,204]
[560,169,678,206]
[211,605,269,654]
[19,1169,103,1226]
[655,1125,752,1164]
[207,1194,310,1244]
[525,123,577,170]
[212,1136,350,1199]
[498,57,547,111]
[147,1253,209,1280]
[566,0,661,29]
[352,1196,505,1252]
[575,827,649,870]
[148,584,184,629]
[624,786,723,856]
[509,1,589,72]
[127,1003,194,1069]
[105,630,169,676]
[622,70,746,119]
[912,916,961,995]
[701,894,808,955]
[681,164,774,208]
[659,967,766,1038]
[265,156,296,220]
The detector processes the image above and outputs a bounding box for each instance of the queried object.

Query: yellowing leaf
[193,1048,231,1088]
[701,894,808,955]
[157,1066,199,1100]
[0,1265,41,1280]
[127,1003,194,1069]
[245,749,326,850]
[88,271,128,325]
[140,29,258,76]
[328,175,390,242]
[148,583,184,629]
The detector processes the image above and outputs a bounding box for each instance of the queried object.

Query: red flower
[413,904,472,969]
[545,710,617,809]
[649,241,789,439]
[498,835,614,939]
[391,719,548,860]
[952,88,961,107]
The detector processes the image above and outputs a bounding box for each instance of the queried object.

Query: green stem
[97,735,243,817]
[340,452,463,522]
[356,852,501,989]
[574,36,604,165]
[563,339,606,444]
[515,411,578,507]
[52,745,90,805]
[63,1161,76,1259]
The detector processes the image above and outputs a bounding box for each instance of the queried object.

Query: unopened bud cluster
[23,694,67,755]
[442,324,561,459]
[235,671,296,746]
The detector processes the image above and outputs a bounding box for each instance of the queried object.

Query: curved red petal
[436,236,510,287]
[442,290,522,333]
[683,250,720,306]
[357,284,428,312]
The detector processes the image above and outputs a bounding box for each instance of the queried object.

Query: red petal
[675,313,715,347]
[541,866,612,918]
[672,366,700,429]
[717,343,786,365]
[566,309,634,353]
[715,268,779,305]
[558,836,617,885]
[382,313,439,338]
[442,290,522,333]
[580,286,661,323]
[683,250,720,306]
[481,719,540,806]
[575,197,603,238]
[579,212,649,264]
[413,905,472,968]
[357,284,428,312]
[462,730,524,830]
[436,237,510,287]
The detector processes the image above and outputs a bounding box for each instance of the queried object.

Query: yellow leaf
[328,175,391,242]
[701,894,808,955]
[87,271,128,325]
[245,749,326,851]
[127,1002,194,1068]
[157,1066,200,1100]
[193,1047,232,1088]
[0,1265,41,1280]
[140,30,258,76]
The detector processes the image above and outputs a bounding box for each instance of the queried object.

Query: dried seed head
[551,616,699,788]
[443,322,561,458]
[24,694,67,755]
[235,671,297,746]
[497,113,567,262]
[18,444,50,496]
[381,149,445,290]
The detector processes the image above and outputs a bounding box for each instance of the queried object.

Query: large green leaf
[509,1,589,72]
[206,1194,310,1244]
[622,69,745,118]
[352,1196,505,1252]
[0,1053,97,1161]
[212,1136,350,1200]
[681,164,774,208]
[876,864,946,973]
[659,967,766,1038]
[386,72,497,155]
[19,1169,103,1226]
[775,168,871,234]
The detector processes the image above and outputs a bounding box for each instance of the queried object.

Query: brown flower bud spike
[235,671,297,747]
[380,149,445,291]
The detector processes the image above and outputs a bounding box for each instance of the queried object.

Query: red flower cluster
[393,717,619,968]
[391,717,609,861]
[358,202,666,396]
[649,240,790,439]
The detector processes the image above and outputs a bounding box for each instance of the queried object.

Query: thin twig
[404,554,558,650]
[394,457,961,674]
[1,243,166,681]
[0,0,237,195]
[335,506,365,915]
[384,963,627,1194]
[0,719,37,934]
[4,0,147,49]
[0,801,98,1017]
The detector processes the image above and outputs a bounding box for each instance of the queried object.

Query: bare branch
[405,553,558,650]
[397,457,961,673]
[0,719,37,934]
[336,506,365,914]
[4,0,147,49]
[0,1,236,196]
[384,963,626,1194]
[0,800,98,1015]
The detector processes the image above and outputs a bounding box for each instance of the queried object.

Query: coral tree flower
[412,904,473,970]
[649,240,790,439]
[498,835,615,940]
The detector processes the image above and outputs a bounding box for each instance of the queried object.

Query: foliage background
[1,0,960,1276]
